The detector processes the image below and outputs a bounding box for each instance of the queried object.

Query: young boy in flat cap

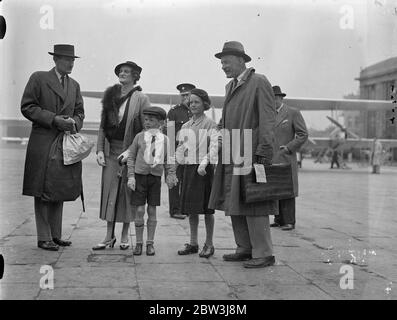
[127,106,177,256]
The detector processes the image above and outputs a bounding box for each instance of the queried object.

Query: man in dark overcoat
[166,83,194,220]
[21,44,85,251]
[270,86,308,231]
[209,41,278,268]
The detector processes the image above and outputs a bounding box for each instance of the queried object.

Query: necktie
[61,75,65,90]
[151,135,156,158]
[231,78,238,91]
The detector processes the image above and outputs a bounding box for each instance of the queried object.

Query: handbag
[63,132,94,165]
[241,163,294,203]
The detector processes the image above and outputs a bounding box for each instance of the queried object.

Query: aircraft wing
[306,137,397,149]
[81,91,393,111]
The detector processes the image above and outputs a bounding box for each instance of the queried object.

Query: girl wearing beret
[176,88,220,258]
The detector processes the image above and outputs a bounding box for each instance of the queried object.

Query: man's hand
[117,150,130,164]
[127,177,136,191]
[53,115,75,132]
[256,156,272,166]
[96,151,106,167]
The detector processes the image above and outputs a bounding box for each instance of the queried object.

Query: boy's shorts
[131,174,161,206]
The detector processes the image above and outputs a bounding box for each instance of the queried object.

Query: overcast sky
[1,0,396,128]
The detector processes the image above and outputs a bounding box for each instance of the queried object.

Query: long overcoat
[21,68,85,200]
[208,68,278,216]
[272,104,308,197]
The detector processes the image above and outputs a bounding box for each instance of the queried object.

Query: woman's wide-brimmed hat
[272,85,286,97]
[114,61,142,76]
[215,41,251,62]
[48,44,80,58]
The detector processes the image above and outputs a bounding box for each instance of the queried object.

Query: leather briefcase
[241,164,294,203]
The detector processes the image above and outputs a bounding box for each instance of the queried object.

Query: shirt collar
[145,128,161,137]
[191,114,205,125]
[236,68,248,83]
[54,68,66,82]
[276,103,284,113]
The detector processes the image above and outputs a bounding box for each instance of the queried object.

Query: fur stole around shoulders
[100,84,142,133]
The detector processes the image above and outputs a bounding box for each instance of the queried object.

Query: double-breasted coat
[272,104,308,197]
[208,67,278,216]
[21,68,85,201]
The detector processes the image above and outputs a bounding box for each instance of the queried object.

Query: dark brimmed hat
[176,83,196,93]
[48,44,80,58]
[143,106,166,120]
[190,88,211,110]
[215,41,251,62]
[114,61,142,76]
[272,85,286,97]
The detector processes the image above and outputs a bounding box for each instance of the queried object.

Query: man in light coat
[21,44,85,251]
[209,41,277,268]
[270,86,308,231]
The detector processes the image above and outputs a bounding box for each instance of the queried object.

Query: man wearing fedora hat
[166,83,195,220]
[271,85,308,231]
[20,44,85,251]
[209,41,278,268]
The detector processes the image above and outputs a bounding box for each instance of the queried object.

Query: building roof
[356,56,397,81]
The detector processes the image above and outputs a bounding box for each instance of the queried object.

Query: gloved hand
[197,163,207,176]
[127,177,136,191]
[165,174,178,189]
[53,115,75,132]
[96,151,106,167]
[256,156,272,166]
[117,150,130,164]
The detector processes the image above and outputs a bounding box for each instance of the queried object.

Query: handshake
[53,115,76,133]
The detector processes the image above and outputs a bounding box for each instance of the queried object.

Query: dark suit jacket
[272,104,308,196]
[21,68,85,199]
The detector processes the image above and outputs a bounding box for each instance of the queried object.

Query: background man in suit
[166,83,195,219]
[271,85,308,231]
[21,44,85,251]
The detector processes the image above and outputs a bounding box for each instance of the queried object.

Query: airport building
[345,57,397,140]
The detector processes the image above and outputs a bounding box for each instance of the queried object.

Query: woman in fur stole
[92,61,150,250]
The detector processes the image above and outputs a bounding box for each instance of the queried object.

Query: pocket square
[281,119,288,124]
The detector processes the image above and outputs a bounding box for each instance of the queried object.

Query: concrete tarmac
[1,143,396,300]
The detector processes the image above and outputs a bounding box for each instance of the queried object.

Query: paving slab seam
[0,215,33,244]
[284,264,334,300]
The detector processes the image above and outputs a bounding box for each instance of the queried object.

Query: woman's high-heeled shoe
[199,244,215,258]
[133,243,143,255]
[92,238,116,250]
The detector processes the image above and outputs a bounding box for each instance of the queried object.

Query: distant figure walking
[371,137,383,174]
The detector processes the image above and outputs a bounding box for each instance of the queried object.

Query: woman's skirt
[180,164,214,215]
[99,140,134,223]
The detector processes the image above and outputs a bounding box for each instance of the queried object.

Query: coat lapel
[224,68,254,106]
[275,105,288,127]
[46,68,66,102]
[124,91,139,141]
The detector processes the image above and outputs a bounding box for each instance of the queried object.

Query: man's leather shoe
[178,243,199,255]
[270,222,281,227]
[53,238,72,246]
[37,241,59,251]
[281,224,295,231]
[171,214,186,220]
[243,256,275,268]
[223,252,252,261]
